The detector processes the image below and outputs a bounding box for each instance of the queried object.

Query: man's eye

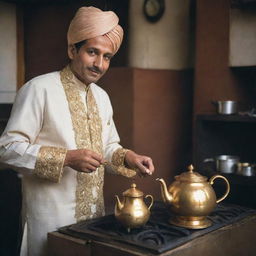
[88,49,95,55]
[104,55,112,61]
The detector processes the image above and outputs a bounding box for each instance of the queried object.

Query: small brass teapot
[156,165,230,229]
[115,183,154,232]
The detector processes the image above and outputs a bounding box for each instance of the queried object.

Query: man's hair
[74,40,87,52]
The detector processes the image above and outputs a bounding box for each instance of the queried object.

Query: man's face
[69,36,115,85]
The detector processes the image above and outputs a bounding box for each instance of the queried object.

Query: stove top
[59,202,256,254]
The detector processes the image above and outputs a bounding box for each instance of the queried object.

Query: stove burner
[59,202,256,254]
[136,230,166,246]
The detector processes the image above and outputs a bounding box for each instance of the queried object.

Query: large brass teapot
[115,183,154,232]
[156,165,230,229]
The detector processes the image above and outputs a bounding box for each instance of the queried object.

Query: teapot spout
[115,195,123,212]
[156,178,173,204]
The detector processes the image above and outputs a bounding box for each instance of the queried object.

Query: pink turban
[67,6,124,53]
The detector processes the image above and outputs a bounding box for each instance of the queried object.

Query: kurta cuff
[34,146,67,183]
[111,148,136,178]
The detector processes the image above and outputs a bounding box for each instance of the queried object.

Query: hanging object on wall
[143,0,165,23]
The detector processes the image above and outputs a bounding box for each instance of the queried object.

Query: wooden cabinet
[194,114,256,208]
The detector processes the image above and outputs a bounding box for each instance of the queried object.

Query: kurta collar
[67,64,91,92]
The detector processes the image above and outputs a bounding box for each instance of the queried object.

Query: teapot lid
[123,183,143,197]
[175,165,207,182]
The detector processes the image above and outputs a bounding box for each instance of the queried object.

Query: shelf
[197,114,256,123]
[201,167,256,186]
[194,113,256,208]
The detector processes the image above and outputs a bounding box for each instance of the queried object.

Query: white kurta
[0,66,135,256]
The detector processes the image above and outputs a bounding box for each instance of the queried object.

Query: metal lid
[123,183,143,197]
[175,165,207,182]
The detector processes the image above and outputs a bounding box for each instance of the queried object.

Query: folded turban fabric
[67,6,124,53]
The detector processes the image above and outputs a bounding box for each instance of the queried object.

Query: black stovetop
[59,202,256,254]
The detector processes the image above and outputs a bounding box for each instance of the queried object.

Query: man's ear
[68,44,76,60]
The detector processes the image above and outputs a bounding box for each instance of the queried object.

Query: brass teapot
[115,183,154,232]
[156,165,230,229]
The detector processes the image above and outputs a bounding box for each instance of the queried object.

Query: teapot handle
[209,175,230,203]
[145,195,154,210]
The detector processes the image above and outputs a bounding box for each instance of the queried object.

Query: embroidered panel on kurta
[60,65,104,221]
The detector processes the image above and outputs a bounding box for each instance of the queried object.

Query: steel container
[213,101,238,115]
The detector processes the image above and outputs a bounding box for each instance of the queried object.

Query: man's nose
[93,55,103,68]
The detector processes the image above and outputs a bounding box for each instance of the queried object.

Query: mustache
[88,66,103,74]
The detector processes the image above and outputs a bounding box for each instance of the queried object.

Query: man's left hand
[125,150,155,177]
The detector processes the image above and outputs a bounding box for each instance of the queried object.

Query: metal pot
[212,101,238,115]
[237,163,256,177]
[204,155,240,173]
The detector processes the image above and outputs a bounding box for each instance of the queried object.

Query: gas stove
[59,202,256,254]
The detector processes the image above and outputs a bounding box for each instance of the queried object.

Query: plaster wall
[229,8,256,66]
[128,0,194,70]
[0,1,17,102]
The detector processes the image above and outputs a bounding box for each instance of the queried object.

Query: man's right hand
[64,149,104,173]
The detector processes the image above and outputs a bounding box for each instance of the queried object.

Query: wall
[128,0,194,69]
[229,8,256,67]
[23,0,129,81]
[98,0,195,206]
[0,1,17,102]
[193,0,255,115]
[100,68,193,208]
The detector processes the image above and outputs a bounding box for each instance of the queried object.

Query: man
[0,6,154,256]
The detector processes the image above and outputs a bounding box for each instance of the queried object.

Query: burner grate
[59,202,256,254]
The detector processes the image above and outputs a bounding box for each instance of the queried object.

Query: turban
[67,6,124,53]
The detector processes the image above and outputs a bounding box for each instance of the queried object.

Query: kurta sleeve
[0,80,66,182]
[102,95,136,178]
[111,147,136,177]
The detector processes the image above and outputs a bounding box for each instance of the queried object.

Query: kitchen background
[0,0,256,255]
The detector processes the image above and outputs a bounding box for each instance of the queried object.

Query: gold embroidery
[34,146,67,183]
[112,148,129,166]
[111,148,136,177]
[60,65,104,221]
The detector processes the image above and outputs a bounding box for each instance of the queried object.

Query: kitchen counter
[48,203,256,256]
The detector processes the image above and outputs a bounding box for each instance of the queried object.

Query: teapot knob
[188,164,194,173]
